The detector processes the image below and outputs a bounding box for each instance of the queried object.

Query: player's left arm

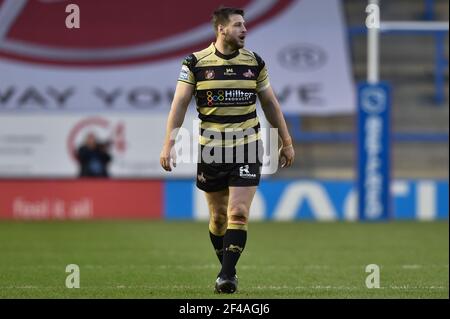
[258,86,295,168]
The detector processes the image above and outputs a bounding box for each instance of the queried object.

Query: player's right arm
[160,81,194,172]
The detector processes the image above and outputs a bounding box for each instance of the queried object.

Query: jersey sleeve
[253,52,270,92]
[177,54,197,85]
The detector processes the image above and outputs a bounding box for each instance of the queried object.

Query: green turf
[0,221,447,299]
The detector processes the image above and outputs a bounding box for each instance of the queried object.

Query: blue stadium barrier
[164,179,449,221]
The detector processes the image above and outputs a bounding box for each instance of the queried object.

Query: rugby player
[160,7,294,294]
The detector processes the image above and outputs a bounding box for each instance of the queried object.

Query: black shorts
[196,162,262,192]
[196,140,264,192]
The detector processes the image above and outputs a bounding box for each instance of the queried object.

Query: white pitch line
[402,265,423,269]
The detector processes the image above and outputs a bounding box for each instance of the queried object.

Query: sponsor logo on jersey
[205,70,215,80]
[206,90,255,106]
[178,65,190,81]
[243,69,256,78]
[224,68,236,76]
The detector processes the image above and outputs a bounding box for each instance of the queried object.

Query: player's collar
[212,43,240,60]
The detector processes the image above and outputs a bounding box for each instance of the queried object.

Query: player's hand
[279,144,294,168]
[160,145,176,172]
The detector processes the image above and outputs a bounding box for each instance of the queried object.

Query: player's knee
[216,204,228,217]
[211,213,227,226]
[229,214,247,225]
[209,221,227,236]
[210,208,228,235]
[228,204,249,225]
[229,204,249,217]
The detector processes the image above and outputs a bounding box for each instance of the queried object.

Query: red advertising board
[0,180,163,219]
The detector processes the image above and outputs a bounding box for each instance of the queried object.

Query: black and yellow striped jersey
[177,43,270,149]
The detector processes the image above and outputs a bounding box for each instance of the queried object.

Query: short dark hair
[212,7,244,34]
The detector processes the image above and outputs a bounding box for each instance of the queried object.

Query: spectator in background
[76,132,112,178]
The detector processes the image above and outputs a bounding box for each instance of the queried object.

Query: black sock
[209,231,224,264]
[221,229,247,277]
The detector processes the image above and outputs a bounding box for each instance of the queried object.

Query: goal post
[357,0,449,221]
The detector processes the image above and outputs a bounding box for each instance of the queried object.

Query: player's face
[223,14,247,50]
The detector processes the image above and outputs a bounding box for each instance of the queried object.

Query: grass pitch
[0,221,447,299]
